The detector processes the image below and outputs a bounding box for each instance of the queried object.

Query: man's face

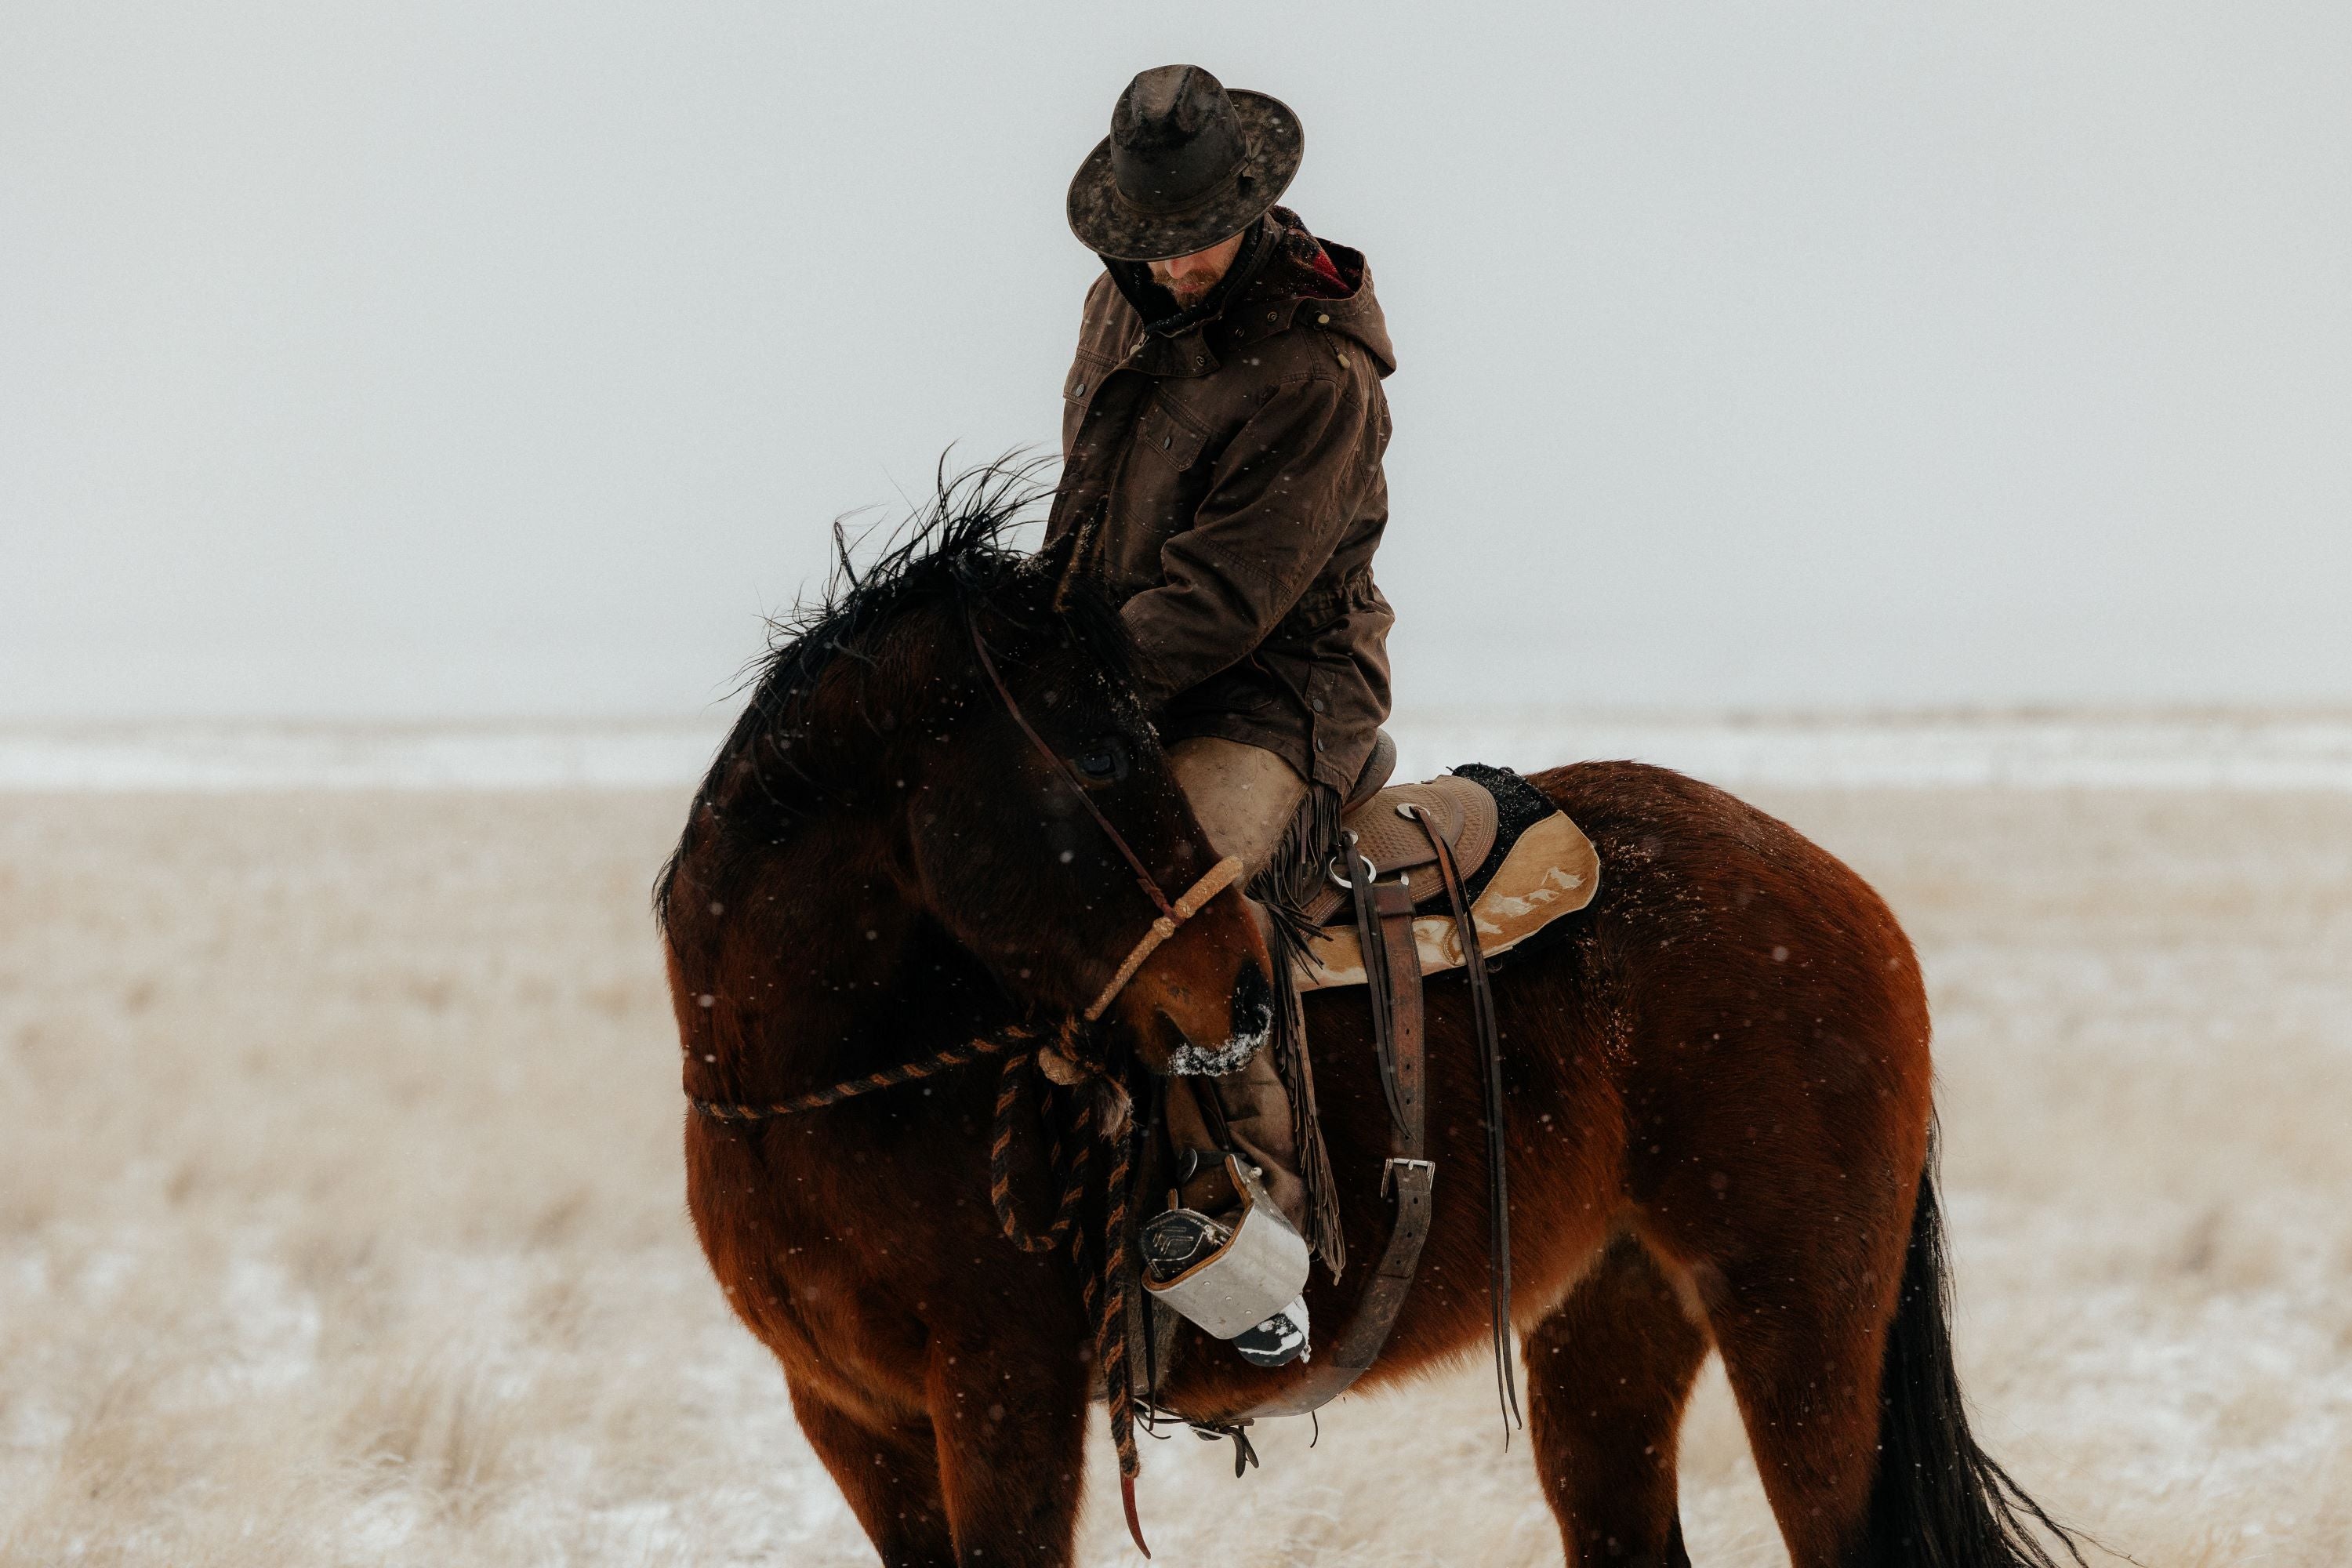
[1147,230,1247,310]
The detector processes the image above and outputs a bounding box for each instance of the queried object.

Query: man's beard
[1151,267,1218,309]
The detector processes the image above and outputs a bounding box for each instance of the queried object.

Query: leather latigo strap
[1410,805,1522,1435]
[1230,839,1434,1421]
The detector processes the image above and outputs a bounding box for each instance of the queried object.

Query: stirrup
[1142,1155,1311,1347]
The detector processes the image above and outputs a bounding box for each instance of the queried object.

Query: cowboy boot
[1149,1070,1313,1367]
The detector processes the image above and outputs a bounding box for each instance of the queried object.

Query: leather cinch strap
[1232,834,1435,1421]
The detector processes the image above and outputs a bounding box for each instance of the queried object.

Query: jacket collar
[1100,208,1393,380]
[1104,214,1276,339]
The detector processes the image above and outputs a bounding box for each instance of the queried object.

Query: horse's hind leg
[787,1380,956,1567]
[1702,1249,1895,1568]
[1524,1236,1711,1568]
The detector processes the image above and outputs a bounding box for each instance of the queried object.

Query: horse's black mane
[652,458,1133,924]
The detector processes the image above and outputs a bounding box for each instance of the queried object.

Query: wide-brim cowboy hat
[1066,65,1303,263]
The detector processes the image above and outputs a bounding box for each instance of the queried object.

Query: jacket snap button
[1162,434,1171,448]
[1317,313,1330,325]
[1074,382,1087,397]
[1312,698,1326,713]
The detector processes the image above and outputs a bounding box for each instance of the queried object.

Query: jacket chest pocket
[1135,396,1211,472]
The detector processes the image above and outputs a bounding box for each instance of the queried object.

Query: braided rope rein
[687,1020,1152,1550]
[688,1022,1047,1121]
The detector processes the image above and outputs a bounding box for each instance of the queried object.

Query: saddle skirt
[1294,765,1599,993]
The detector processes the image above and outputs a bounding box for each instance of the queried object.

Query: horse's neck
[721,829,1000,1100]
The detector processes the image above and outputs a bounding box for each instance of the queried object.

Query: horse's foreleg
[924,1327,1090,1567]
[1523,1235,1709,1568]
[787,1379,956,1567]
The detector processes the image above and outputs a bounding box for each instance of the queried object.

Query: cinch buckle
[1381,1156,1436,1197]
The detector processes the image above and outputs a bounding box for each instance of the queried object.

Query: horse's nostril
[1162,963,1276,1077]
[1231,960,1274,1046]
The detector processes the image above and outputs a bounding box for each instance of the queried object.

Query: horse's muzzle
[1160,957,1274,1077]
[1102,875,1272,1076]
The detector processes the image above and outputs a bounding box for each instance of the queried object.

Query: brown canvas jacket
[1044,209,1396,794]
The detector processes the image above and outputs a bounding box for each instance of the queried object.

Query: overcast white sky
[5,3,2347,720]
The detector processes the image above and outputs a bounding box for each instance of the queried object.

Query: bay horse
[655,471,2082,1568]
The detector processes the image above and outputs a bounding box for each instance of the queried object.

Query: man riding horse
[664,64,2083,1565]
[1050,64,1395,1369]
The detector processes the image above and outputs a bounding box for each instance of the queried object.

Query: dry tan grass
[2,786,2346,1564]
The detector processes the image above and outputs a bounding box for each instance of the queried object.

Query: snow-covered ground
[7,710,2352,792]
[2,735,2347,1563]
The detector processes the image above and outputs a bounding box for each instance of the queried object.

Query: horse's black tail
[1863,1133,2089,1568]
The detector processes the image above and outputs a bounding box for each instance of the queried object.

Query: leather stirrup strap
[1347,839,1408,1134]
[1370,878,1426,1156]
[1410,805,1523,1437]
[1228,858,1432,1421]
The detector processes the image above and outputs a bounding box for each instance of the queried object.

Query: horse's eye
[1070,739,1126,782]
